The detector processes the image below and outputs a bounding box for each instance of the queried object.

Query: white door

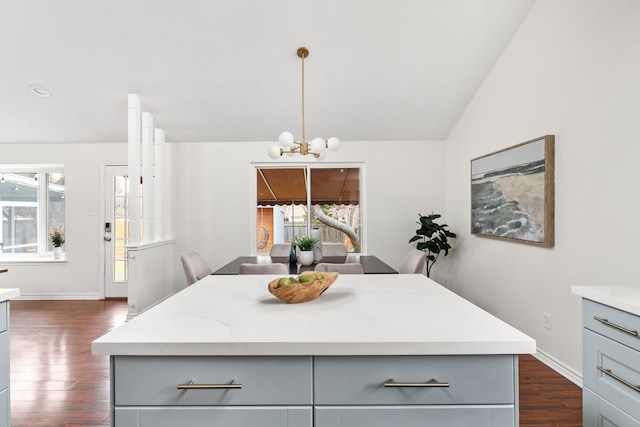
[105,165,129,298]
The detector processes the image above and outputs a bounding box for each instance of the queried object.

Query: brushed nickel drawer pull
[593,316,639,336]
[597,366,640,393]
[177,379,242,390]
[384,378,450,388]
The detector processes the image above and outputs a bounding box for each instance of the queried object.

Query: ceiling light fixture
[29,84,51,98]
[269,47,340,160]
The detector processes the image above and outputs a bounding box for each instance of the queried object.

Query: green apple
[298,274,316,283]
[276,277,298,288]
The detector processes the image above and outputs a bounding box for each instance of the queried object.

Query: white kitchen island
[93,274,535,427]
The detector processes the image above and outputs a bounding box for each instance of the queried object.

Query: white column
[153,128,165,240]
[141,112,155,243]
[127,94,141,246]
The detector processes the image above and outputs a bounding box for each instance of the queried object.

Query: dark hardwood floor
[519,354,583,426]
[10,300,128,427]
[9,300,582,426]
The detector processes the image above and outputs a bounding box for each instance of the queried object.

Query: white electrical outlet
[543,312,552,330]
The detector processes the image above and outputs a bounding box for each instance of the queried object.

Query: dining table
[212,254,398,275]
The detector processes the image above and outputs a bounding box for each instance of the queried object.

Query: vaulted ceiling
[0,0,535,144]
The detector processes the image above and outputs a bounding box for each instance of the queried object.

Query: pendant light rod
[299,47,307,146]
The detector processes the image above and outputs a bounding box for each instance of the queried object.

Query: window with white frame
[0,166,65,257]
[256,165,362,254]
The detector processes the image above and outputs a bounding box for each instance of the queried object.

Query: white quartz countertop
[572,285,640,316]
[0,288,20,303]
[92,274,535,356]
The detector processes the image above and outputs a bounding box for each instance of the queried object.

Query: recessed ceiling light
[29,84,51,98]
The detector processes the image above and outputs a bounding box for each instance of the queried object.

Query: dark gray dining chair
[238,263,289,275]
[398,249,427,274]
[180,250,212,285]
[320,243,347,257]
[269,244,291,257]
[314,262,364,274]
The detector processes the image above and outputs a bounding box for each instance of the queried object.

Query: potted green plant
[293,235,319,266]
[409,213,456,277]
[50,227,65,259]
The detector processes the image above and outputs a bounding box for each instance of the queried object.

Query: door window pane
[113,175,129,281]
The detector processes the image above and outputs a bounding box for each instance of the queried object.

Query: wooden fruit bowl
[268,271,339,303]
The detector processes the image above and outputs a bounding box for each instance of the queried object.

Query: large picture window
[256,166,362,254]
[0,167,65,258]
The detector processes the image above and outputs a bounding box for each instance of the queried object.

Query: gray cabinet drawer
[314,355,516,405]
[584,329,640,421]
[315,405,515,427]
[0,388,7,427]
[584,388,640,427]
[115,406,312,427]
[0,332,8,391]
[0,302,6,333]
[584,299,640,352]
[114,356,312,406]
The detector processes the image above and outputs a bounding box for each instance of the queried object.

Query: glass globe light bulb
[315,151,326,161]
[310,137,326,153]
[268,145,282,159]
[327,137,340,151]
[278,131,295,148]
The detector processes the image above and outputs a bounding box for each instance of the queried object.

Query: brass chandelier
[268,47,340,159]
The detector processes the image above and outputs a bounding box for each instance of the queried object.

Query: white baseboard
[533,348,583,388]
[15,293,102,300]
[125,292,174,321]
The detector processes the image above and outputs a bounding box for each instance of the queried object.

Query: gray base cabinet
[316,406,515,426]
[111,354,519,427]
[582,299,640,426]
[0,302,9,427]
[115,407,312,427]
[584,389,640,427]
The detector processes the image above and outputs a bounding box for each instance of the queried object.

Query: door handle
[177,379,242,390]
[593,316,638,336]
[104,236,112,242]
[384,378,450,388]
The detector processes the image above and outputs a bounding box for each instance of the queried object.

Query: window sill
[0,256,67,265]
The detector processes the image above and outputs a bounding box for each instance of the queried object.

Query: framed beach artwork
[471,135,555,247]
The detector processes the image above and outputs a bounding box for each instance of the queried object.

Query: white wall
[0,143,127,297]
[1,139,446,297]
[444,0,640,378]
[170,140,446,290]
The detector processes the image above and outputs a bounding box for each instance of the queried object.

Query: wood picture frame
[471,135,555,247]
